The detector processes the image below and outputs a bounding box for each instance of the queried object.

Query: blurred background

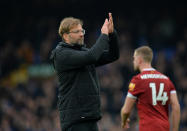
[0,0,187,131]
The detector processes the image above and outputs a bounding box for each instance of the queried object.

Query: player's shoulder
[154,70,170,80]
[129,74,144,91]
[131,73,142,82]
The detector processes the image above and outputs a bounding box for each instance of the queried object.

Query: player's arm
[170,92,180,131]
[121,94,136,129]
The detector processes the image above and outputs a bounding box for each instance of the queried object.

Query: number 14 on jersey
[149,83,168,106]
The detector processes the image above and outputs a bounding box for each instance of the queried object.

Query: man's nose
[79,32,84,36]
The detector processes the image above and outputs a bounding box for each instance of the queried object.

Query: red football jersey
[127,68,176,131]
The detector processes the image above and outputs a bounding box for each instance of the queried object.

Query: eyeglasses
[68,29,85,35]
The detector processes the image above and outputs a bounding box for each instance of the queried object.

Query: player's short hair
[135,46,153,63]
[58,17,83,37]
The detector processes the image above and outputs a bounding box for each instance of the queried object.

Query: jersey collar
[142,68,155,71]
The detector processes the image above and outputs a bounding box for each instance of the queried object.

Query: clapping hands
[101,12,114,35]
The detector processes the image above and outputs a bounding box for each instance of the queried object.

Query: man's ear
[138,56,143,65]
[63,33,68,42]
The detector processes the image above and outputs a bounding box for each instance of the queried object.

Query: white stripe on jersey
[127,92,137,99]
[170,90,176,94]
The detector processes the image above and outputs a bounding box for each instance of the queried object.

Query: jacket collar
[59,41,85,50]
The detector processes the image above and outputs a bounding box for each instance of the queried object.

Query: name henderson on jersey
[140,74,168,79]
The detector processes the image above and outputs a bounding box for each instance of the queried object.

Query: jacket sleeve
[55,34,109,71]
[95,29,119,67]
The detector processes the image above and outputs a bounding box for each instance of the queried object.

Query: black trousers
[67,120,99,131]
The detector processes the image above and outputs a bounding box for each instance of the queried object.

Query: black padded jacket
[50,31,119,131]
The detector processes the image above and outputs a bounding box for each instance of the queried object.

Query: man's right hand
[121,118,130,130]
[108,13,114,33]
[101,18,109,35]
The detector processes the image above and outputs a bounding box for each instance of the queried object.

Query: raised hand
[101,18,109,35]
[108,12,114,33]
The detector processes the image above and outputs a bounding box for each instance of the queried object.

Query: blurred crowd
[0,0,187,131]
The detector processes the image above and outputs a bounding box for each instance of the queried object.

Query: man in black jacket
[50,13,119,131]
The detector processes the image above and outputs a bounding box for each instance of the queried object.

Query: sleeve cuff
[127,92,137,99]
[109,29,117,37]
[170,90,176,94]
[101,34,109,41]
